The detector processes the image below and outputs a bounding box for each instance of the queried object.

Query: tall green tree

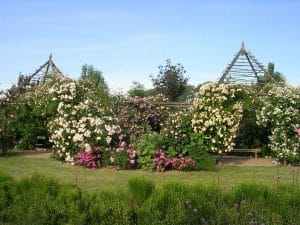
[151,59,189,101]
[81,64,109,92]
[267,62,286,83]
[260,62,286,84]
[127,81,154,98]
[177,84,196,103]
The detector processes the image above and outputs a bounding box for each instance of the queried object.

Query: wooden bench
[231,148,261,159]
[35,136,46,147]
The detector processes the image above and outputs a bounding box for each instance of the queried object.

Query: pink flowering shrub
[110,142,137,169]
[117,94,170,143]
[172,154,195,171]
[152,149,195,172]
[74,146,102,168]
[152,149,172,172]
[296,128,300,137]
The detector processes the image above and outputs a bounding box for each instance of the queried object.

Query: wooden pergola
[29,54,65,85]
[218,43,270,84]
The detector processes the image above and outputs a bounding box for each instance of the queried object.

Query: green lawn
[0,155,299,192]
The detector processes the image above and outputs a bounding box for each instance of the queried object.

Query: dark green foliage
[101,149,111,167]
[151,59,189,101]
[136,130,166,170]
[177,84,196,103]
[0,102,16,155]
[0,172,299,225]
[186,133,216,171]
[235,89,270,150]
[1,75,58,151]
[13,103,47,150]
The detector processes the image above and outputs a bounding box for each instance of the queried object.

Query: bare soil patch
[219,156,275,167]
[13,149,52,159]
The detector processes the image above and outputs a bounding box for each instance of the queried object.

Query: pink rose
[296,128,300,137]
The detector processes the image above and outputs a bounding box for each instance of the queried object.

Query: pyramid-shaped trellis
[29,54,65,85]
[218,43,269,84]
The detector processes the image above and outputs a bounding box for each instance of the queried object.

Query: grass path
[0,155,299,192]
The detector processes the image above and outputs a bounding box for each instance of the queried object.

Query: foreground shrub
[1,174,85,225]
[0,172,299,225]
[128,177,155,202]
[84,191,135,225]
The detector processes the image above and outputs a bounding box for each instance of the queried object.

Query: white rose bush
[47,77,121,162]
[191,83,244,153]
[256,84,300,162]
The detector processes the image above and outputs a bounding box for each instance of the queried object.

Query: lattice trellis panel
[218,43,270,84]
[29,54,65,85]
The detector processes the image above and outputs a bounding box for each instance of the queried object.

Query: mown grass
[0,155,299,192]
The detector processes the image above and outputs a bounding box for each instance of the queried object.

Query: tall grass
[128,177,155,202]
[0,172,299,225]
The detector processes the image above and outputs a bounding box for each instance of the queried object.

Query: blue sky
[0,0,299,92]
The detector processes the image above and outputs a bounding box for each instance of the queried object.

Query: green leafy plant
[186,133,216,171]
[136,129,165,170]
[110,142,137,169]
[162,110,193,157]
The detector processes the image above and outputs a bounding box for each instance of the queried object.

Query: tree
[151,59,189,101]
[127,81,154,98]
[177,84,196,103]
[260,62,286,84]
[267,62,286,83]
[81,64,109,92]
